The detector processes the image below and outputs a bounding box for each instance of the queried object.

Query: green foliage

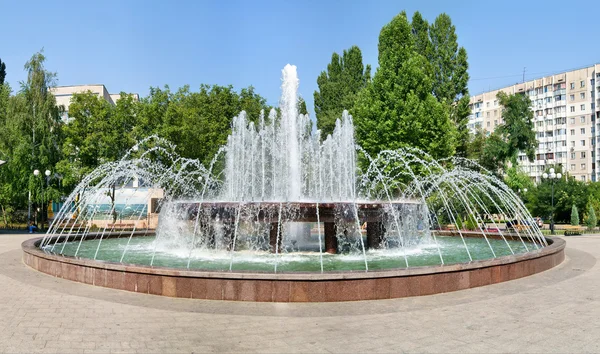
[141,84,270,166]
[585,201,597,230]
[465,214,478,231]
[297,97,308,115]
[527,173,588,224]
[412,12,470,157]
[571,204,579,226]
[314,46,370,137]
[0,51,64,223]
[466,128,487,161]
[56,91,140,189]
[479,133,508,175]
[504,167,533,194]
[495,92,536,163]
[353,12,456,161]
[0,58,6,85]
[474,92,536,175]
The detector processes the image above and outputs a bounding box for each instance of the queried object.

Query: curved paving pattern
[0,232,599,353]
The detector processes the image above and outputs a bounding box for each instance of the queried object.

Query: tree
[353,12,456,161]
[57,91,113,189]
[0,58,6,86]
[466,128,487,161]
[571,204,579,226]
[297,97,308,115]
[585,201,597,230]
[496,92,536,163]
[144,84,270,165]
[314,46,370,137]
[504,166,533,195]
[411,12,470,157]
[17,52,63,218]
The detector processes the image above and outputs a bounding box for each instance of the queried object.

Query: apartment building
[469,64,600,183]
[50,84,139,122]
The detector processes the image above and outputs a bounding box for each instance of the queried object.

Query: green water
[44,236,537,272]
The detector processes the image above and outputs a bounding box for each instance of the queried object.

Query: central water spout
[280,64,301,200]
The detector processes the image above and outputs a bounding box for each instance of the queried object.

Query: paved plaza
[0,232,599,353]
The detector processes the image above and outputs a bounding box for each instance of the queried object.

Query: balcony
[554,88,566,95]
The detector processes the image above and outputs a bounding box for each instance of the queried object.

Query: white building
[50,84,139,123]
[469,64,600,183]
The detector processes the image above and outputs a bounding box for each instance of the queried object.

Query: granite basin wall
[22,236,565,302]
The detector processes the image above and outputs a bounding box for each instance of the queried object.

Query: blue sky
[1,0,599,117]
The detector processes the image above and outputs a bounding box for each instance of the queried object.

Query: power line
[469,62,598,82]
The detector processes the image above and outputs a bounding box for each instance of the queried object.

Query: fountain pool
[22,64,565,301]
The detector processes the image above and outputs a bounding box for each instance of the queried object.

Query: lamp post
[542,168,562,235]
[33,169,40,226]
[44,170,51,230]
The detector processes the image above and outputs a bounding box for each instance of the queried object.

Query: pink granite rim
[22,235,565,281]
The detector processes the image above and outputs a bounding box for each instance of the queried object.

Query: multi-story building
[50,84,139,122]
[469,64,600,183]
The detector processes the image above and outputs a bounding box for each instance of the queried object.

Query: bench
[107,223,135,230]
[563,225,584,236]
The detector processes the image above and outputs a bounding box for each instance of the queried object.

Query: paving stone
[0,233,599,353]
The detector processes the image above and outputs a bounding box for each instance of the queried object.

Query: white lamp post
[30,170,40,225]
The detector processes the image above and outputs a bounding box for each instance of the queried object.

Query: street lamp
[31,169,40,225]
[542,168,562,235]
[44,170,51,230]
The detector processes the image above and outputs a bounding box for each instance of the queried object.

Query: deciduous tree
[314,46,370,137]
[353,12,456,160]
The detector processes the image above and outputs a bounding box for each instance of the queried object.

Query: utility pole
[522,67,526,83]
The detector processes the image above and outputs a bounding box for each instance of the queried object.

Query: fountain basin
[22,235,564,302]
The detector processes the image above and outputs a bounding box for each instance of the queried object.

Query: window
[571,141,576,147]
[571,106,575,112]
[580,116,586,123]
[570,117,575,124]
[581,151,586,158]
[571,164,576,171]
[537,132,545,138]
[581,163,586,170]
[475,112,481,118]
[494,110,497,117]
[580,92,585,99]
[487,121,490,128]
[581,128,586,134]
[494,120,498,126]
[561,141,567,147]
[581,175,586,182]
[486,112,490,118]
[546,97,552,103]
[581,140,586,146]
[494,100,498,106]
[570,129,575,135]
[570,94,575,101]
[581,104,585,111]
[571,152,576,159]
[570,82,575,89]
[581,80,585,88]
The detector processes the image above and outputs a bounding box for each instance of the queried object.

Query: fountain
[22,65,565,301]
